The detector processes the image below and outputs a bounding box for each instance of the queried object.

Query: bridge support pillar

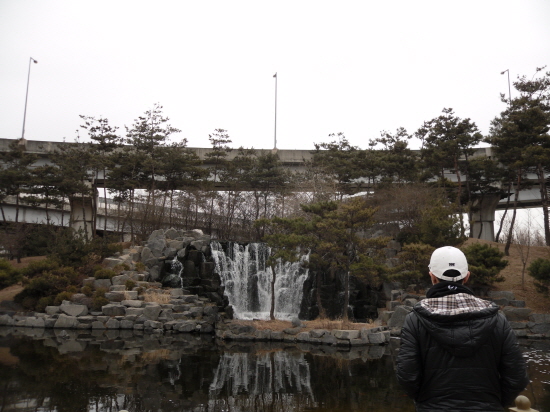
[470,193,502,242]
[69,181,97,240]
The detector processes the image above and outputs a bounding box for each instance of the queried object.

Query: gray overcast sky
[1,0,549,150]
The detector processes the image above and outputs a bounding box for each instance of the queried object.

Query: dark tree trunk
[504,174,522,256]
[495,179,512,243]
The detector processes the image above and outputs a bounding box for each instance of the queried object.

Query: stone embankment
[1,227,549,344]
[216,318,391,347]
[380,286,550,339]
[0,287,219,334]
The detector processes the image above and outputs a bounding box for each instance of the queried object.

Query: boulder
[333,330,360,340]
[147,237,166,258]
[388,305,412,328]
[102,304,126,317]
[45,306,60,315]
[25,317,45,328]
[94,278,112,290]
[503,307,532,321]
[112,274,130,286]
[488,291,515,301]
[175,320,197,332]
[106,318,120,329]
[60,302,88,317]
[368,332,386,345]
[126,307,144,316]
[102,257,124,268]
[143,304,162,320]
[310,329,330,338]
[104,292,125,302]
[141,247,154,262]
[164,228,181,240]
[54,314,78,329]
[122,300,143,308]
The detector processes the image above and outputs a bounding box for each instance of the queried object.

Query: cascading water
[211,241,309,320]
[170,255,183,287]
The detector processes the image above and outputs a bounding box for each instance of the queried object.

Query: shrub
[528,258,550,294]
[462,243,507,285]
[20,258,60,279]
[54,291,74,306]
[36,296,54,312]
[388,243,435,287]
[94,268,116,280]
[135,262,146,272]
[92,288,109,311]
[0,259,22,289]
[47,229,123,269]
[81,284,93,297]
[112,263,130,274]
[14,266,81,311]
[125,279,136,290]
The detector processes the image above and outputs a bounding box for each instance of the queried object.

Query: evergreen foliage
[461,243,507,285]
[0,259,22,289]
[528,258,550,294]
[261,196,388,320]
[14,266,81,311]
[488,67,550,251]
[390,243,435,287]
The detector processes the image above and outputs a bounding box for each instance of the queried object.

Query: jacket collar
[426,281,475,299]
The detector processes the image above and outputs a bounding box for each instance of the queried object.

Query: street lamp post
[273,72,277,150]
[21,57,38,139]
[501,69,512,105]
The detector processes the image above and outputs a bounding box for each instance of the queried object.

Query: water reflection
[1,327,548,412]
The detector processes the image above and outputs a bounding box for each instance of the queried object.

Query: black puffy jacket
[396,282,529,412]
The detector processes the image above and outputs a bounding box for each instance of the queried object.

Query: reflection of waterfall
[209,352,314,399]
[211,241,309,320]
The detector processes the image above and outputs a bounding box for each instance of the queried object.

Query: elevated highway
[0,138,546,242]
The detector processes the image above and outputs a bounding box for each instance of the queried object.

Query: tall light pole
[501,69,512,106]
[21,57,38,139]
[273,72,277,150]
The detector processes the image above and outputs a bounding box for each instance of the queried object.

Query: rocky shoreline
[1,227,549,345]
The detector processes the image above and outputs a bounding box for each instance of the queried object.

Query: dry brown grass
[142,291,172,304]
[7,256,46,269]
[231,318,375,332]
[140,349,172,362]
[462,238,550,314]
[304,318,374,331]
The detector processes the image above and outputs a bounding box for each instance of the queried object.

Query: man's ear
[429,272,439,285]
[463,272,471,284]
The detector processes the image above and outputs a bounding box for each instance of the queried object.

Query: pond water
[0,328,549,412]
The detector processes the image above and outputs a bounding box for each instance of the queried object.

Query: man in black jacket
[396,246,529,412]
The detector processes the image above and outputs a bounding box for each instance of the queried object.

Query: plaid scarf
[420,282,493,316]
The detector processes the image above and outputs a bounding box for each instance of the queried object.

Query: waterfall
[211,241,309,320]
[170,255,183,287]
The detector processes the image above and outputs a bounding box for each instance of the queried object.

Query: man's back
[396,288,529,411]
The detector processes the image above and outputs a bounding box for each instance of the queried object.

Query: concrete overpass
[0,138,546,242]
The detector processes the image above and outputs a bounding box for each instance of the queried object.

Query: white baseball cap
[428,246,469,281]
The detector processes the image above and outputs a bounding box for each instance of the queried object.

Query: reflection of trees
[0,334,419,412]
[207,348,415,412]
